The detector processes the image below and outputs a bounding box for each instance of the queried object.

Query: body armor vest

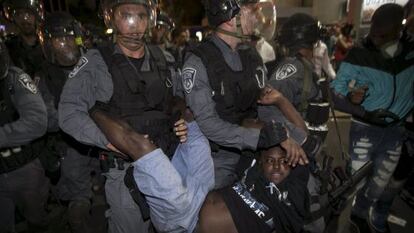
[191,40,264,125]
[41,62,69,108]
[98,45,178,157]
[0,69,36,173]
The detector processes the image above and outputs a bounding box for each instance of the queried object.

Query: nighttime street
[0,0,413,233]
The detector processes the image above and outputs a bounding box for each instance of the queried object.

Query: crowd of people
[0,0,413,233]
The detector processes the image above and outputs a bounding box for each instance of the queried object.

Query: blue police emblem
[69,56,88,79]
[275,63,297,80]
[182,68,196,94]
[18,74,38,94]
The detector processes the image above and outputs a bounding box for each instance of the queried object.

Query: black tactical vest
[40,62,69,108]
[191,40,264,125]
[6,36,44,77]
[98,44,178,156]
[0,69,37,173]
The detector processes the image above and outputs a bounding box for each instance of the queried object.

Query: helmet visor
[240,0,277,40]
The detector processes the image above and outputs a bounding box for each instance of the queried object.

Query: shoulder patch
[68,56,88,79]
[182,68,196,94]
[275,63,297,81]
[18,73,38,94]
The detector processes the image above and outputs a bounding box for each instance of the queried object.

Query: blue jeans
[132,121,215,233]
[370,126,413,232]
[349,120,405,220]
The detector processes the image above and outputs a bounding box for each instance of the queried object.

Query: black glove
[362,109,400,126]
[88,101,112,116]
[257,121,287,149]
[302,135,322,159]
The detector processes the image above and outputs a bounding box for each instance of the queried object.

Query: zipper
[386,58,397,111]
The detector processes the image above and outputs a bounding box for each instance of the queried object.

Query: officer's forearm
[275,96,307,132]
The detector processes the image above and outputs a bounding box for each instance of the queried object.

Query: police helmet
[203,0,240,28]
[156,11,175,30]
[101,0,157,30]
[3,0,44,22]
[278,13,319,51]
[0,41,10,80]
[38,12,83,67]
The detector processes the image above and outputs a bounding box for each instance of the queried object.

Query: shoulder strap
[190,40,226,91]
[97,44,115,69]
[298,57,313,113]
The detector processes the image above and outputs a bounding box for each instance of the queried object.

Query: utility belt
[0,146,36,174]
[99,151,151,221]
[209,141,241,154]
[99,151,130,173]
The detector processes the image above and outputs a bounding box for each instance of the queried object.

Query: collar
[210,34,243,71]
[113,44,152,72]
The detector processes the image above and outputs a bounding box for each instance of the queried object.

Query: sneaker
[368,207,390,233]
[350,214,372,233]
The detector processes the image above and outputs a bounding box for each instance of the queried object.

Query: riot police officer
[261,13,332,233]
[58,0,188,232]
[36,12,94,233]
[0,40,49,233]
[265,13,330,141]
[183,0,308,189]
[150,10,175,50]
[3,0,45,77]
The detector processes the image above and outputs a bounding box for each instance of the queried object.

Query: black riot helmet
[156,11,175,30]
[101,0,157,51]
[0,41,10,80]
[3,0,44,22]
[38,12,83,67]
[278,13,319,53]
[204,0,240,28]
[101,0,157,29]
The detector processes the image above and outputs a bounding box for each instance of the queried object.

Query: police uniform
[6,36,44,77]
[266,56,330,140]
[183,35,288,189]
[36,61,97,230]
[265,56,330,232]
[0,66,49,233]
[58,44,182,233]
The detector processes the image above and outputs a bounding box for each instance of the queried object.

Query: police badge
[182,68,196,94]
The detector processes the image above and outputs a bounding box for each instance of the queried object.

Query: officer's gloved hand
[257,121,288,149]
[301,135,322,159]
[89,101,112,116]
[362,109,400,126]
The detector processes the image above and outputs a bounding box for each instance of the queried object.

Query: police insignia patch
[182,68,196,94]
[18,74,38,94]
[275,64,297,80]
[68,57,88,79]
